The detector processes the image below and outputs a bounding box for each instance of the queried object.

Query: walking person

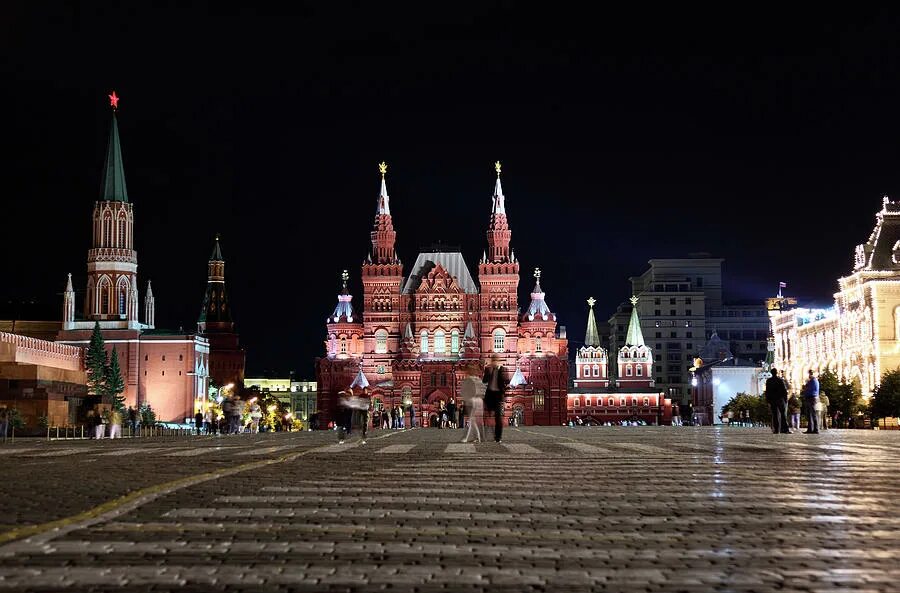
[483,354,509,443]
[408,403,416,428]
[671,402,681,426]
[108,407,122,439]
[195,411,204,435]
[460,363,485,443]
[0,407,8,441]
[819,391,830,431]
[458,399,466,430]
[92,405,106,439]
[765,368,791,434]
[801,370,820,434]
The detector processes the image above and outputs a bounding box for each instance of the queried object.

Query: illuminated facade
[316,163,569,426]
[57,97,209,422]
[770,196,900,397]
[570,297,672,424]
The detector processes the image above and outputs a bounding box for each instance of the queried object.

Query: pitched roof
[856,196,900,271]
[698,331,733,362]
[100,112,129,202]
[210,235,223,261]
[525,275,555,321]
[624,297,645,347]
[401,252,478,294]
[584,298,600,347]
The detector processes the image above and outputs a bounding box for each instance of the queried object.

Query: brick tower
[361,163,403,379]
[197,235,246,389]
[478,161,520,368]
[82,98,145,329]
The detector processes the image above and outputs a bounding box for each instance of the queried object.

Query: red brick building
[569,296,673,424]
[57,98,209,423]
[316,163,569,426]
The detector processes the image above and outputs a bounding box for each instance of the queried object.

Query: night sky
[4,4,900,377]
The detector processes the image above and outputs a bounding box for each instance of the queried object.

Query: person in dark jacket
[195,411,204,435]
[765,368,791,434]
[483,354,509,443]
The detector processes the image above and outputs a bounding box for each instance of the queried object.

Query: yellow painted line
[0,432,396,547]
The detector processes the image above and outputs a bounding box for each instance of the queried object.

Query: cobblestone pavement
[1,426,900,592]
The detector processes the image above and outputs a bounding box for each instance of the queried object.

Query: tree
[870,368,900,421]
[818,369,841,401]
[85,321,108,402]
[828,379,864,427]
[722,392,770,425]
[138,404,156,426]
[105,345,126,411]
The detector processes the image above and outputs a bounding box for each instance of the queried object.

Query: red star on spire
[108,91,119,110]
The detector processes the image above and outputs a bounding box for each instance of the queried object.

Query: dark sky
[4,4,900,377]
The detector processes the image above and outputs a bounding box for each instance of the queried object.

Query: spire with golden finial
[584,296,600,347]
[492,160,505,215]
[377,161,390,215]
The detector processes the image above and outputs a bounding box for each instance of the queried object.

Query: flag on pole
[779,282,787,288]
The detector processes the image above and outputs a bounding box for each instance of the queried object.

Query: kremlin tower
[197,235,246,390]
[58,93,209,422]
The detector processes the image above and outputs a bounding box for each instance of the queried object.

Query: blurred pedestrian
[483,354,509,443]
[819,391,830,431]
[461,363,485,443]
[108,407,122,439]
[788,393,801,432]
[801,370,820,434]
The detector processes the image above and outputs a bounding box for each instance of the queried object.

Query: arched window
[434,330,446,354]
[573,397,580,408]
[592,364,599,377]
[98,277,111,315]
[420,330,429,353]
[626,365,633,377]
[608,397,614,407]
[620,397,626,406]
[375,329,388,354]
[535,336,542,353]
[643,397,650,406]
[340,338,347,354]
[585,397,592,407]
[451,329,460,353]
[118,283,127,315]
[636,365,643,376]
[103,213,112,247]
[118,215,126,248]
[492,328,505,353]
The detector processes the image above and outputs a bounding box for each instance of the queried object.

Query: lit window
[585,397,592,406]
[451,329,459,353]
[626,365,632,377]
[420,330,428,353]
[643,397,650,406]
[492,329,505,353]
[573,397,580,408]
[592,364,599,377]
[340,338,347,354]
[620,397,626,406]
[434,330,446,353]
[608,397,614,406]
[375,329,388,354]
[535,336,542,353]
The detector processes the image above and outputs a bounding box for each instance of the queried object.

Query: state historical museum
[316,163,570,426]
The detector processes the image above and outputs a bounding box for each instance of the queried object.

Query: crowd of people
[335,354,510,445]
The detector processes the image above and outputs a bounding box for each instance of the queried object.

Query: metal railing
[44,425,197,440]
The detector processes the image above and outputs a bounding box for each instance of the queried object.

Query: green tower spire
[624,296,645,347]
[100,103,129,202]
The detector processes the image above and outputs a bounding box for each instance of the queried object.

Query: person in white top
[460,363,486,443]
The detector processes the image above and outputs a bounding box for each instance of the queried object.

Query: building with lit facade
[770,196,900,397]
[608,256,769,405]
[315,163,569,426]
[56,97,209,422]
[690,332,763,425]
[569,297,672,424]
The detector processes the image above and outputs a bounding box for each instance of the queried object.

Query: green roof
[624,297,645,347]
[100,112,129,202]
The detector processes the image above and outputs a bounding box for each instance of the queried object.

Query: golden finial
[379,162,387,177]
[495,160,502,176]
[587,297,596,308]
[534,267,541,280]
[629,295,638,306]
